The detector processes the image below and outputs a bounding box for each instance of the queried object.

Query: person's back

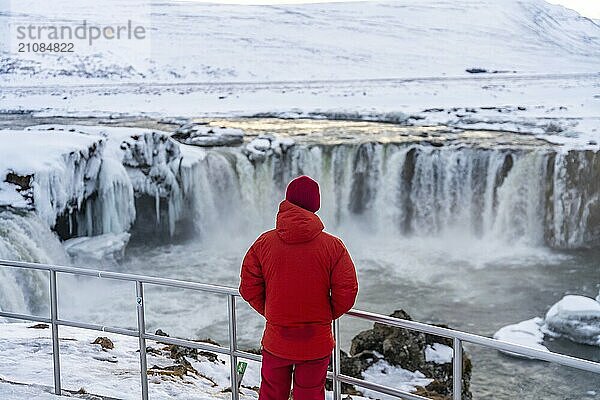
[240,175,358,400]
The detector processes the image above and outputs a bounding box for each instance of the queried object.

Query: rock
[325,350,371,394]
[243,134,295,162]
[465,68,487,74]
[155,329,170,337]
[343,309,472,399]
[195,337,221,347]
[351,310,427,371]
[169,344,198,361]
[542,295,600,346]
[4,172,33,194]
[151,329,221,364]
[92,336,114,350]
[148,364,189,379]
[242,348,262,355]
[27,323,49,329]
[172,123,244,147]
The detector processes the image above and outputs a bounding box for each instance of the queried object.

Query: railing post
[453,337,463,400]
[332,319,341,400]
[228,295,240,400]
[49,270,62,395]
[136,281,149,400]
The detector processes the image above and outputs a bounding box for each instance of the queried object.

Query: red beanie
[285,175,320,213]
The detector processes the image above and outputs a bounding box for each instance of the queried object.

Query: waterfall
[1,133,599,317]
[177,142,600,249]
[0,211,68,318]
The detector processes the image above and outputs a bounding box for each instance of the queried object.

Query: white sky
[179,0,600,19]
[546,0,600,19]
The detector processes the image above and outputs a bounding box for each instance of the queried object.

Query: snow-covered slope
[1,0,599,84]
[0,323,435,400]
[0,323,262,400]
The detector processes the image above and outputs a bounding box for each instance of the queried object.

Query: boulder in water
[493,317,549,357]
[542,295,600,346]
[496,294,600,355]
[243,134,295,162]
[172,123,244,147]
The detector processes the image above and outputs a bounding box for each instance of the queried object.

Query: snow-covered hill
[1,0,599,84]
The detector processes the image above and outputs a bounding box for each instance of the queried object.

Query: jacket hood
[276,200,324,244]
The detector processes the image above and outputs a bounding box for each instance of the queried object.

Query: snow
[361,360,432,400]
[175,124,245,147]
[0,323,396,400]
[2,75,598,149]
[0,382,62,400]
[0,129,105,229]
[495,295,600,354]
[25,124,189,235]
[0,0,598,147]
[0,182,28,209]
[2,0,599,84]
[493,317,549,357]
[63,233,131,264]
[424,343,453,364]
[243,134,295,161]
[0,323,261,400]
[0,125,208,237]
[542,295,600,346]
[0,127,132,235]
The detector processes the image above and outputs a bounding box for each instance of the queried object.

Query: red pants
[259,350,330,400]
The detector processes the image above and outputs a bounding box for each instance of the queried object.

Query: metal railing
[0,259,599,400]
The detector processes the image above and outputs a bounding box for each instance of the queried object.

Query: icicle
[155,189,160,226]
[68,209,73,236]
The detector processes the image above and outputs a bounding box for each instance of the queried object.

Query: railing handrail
[1,258,599,400]
[0,259,239,296]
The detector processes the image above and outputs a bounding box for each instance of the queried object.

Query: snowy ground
[1,0,599,148]
[0,322,262,400]
[1,0,599,84]
[1,0,600,398]
[1,74,598,147]
[0,323,441,400]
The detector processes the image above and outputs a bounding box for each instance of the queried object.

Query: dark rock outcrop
[339,310,472,399]
[92,336,114,351]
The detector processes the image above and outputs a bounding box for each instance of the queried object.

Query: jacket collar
[276,200,324,243]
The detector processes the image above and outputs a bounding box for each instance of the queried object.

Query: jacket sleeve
[239,245,265,316]
[330,244,358,320]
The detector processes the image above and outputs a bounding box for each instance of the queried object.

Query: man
[240,175,359,400]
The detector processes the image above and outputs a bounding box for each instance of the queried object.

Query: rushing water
[1,118,599,399]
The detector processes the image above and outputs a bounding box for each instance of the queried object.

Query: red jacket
[240,200,358,360]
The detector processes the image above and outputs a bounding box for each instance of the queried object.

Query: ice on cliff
[0,125,204,238]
